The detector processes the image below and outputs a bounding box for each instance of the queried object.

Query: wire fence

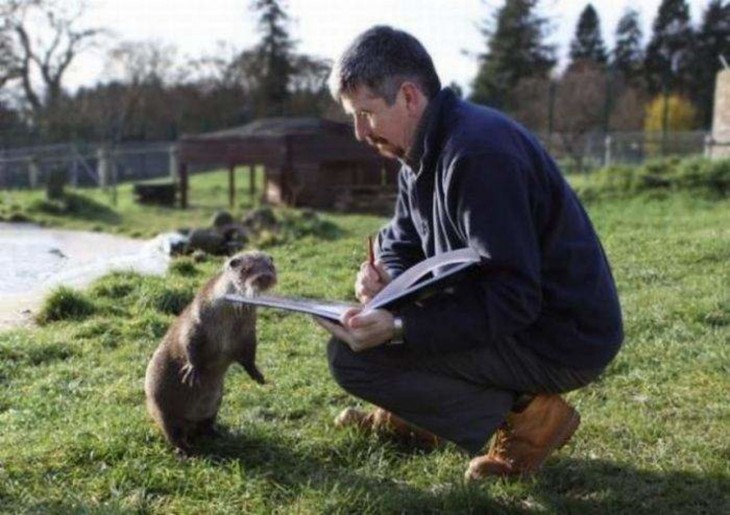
[539,130,711,172]
[0,141,181,190]
[0,130,717,190]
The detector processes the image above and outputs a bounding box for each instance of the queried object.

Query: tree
[553,64,608,171]
[1,0,104,139]
[250,0,296,117]
[510,76,551,132]
[568,4,608,68]
[644,0,694,96]
[0,1,22,91]
[610,86,648,131]
[691,0,730,128]
[644,93,697,131]
[612,8,644,86]
[470,0,555,110]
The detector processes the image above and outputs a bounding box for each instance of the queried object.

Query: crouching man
[315,25,623,480]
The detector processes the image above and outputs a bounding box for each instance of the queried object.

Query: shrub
[135,281,195,316]
[36,287,96,324]
[168,258,200,277]
[576,157,730,201]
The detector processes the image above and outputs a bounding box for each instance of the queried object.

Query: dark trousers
[327,337,604,455]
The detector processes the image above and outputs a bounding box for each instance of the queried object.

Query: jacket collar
[403,88,457,173]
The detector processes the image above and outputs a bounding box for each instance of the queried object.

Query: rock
[191,249,207,262]
[154,232,189,256]
[221,223,249,245]
[187,228,225,255]
[242,207,279,234]
[211,210,234,230]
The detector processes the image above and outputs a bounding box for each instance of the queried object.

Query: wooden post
[249,164,255,204]
[228,163,235,208]
[179,162,188,209]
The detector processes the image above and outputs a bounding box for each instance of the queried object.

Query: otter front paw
[179,363,201,387]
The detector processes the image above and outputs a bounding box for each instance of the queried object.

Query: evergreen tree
[691,0,730,128]
[611,8,644,85]
[470,0,555,110]
[644,0,694,96]
[569,4,608,67]
[251,0,295,117]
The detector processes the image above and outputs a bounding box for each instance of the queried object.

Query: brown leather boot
[465,394,581,480]
[334,407,442,450]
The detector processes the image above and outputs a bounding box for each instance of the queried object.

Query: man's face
[341,85,412,160]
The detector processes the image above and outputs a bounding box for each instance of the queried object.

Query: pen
[367,234,375,267]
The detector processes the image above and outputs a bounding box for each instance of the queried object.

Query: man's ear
[400,82,424,114]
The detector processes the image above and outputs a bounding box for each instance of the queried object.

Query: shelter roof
[182,117,351,140]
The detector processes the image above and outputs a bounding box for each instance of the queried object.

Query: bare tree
[511,76,552,132]
[2,0,104,129]
[609,85,648,132]
[105,40,179,86]
[553,64,607,171]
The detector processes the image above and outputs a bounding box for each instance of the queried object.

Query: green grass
[0,168,268,238]
[0,170,729,513]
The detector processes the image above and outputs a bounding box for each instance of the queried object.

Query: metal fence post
[97,146,111,191]
[28,156,40,189]
[704,133,713,159]
[604,135,612,168]
[169,144,179,181]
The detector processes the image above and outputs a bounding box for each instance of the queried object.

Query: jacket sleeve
[376,167,426,279]
[400,152,542,353]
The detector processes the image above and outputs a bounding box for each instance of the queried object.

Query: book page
[366,247,481,311]
[225,294,356,321]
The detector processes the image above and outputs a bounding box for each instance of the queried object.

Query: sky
[64,0,713,94]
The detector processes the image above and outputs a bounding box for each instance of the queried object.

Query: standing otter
[144,250,277,453]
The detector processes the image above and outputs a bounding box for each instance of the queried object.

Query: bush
[36,287,96,324]
[576,157,730,201]
[135,281,195,316]
[168,258,200,277]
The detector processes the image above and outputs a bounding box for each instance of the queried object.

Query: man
[315,26,623,480]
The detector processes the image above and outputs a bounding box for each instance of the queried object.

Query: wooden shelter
[178,117,399,211]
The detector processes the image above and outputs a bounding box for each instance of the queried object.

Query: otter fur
[144,250,276,453]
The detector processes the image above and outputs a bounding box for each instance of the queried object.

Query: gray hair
[328,25,441,105]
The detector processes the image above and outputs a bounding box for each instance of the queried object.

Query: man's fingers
[313,317,363,351]
[373,260,391,283]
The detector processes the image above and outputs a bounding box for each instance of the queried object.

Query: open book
[225,247,483,322]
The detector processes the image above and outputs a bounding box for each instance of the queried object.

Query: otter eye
[229,258,242,268]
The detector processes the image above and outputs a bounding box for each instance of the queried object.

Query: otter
[144,250,277,453]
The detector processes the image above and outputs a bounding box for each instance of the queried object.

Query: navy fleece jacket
[376,88,623,369]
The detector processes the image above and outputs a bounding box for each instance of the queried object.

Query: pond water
[0,223,170,329]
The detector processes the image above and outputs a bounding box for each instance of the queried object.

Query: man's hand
[355,260,391,304]
[314,307,395,352]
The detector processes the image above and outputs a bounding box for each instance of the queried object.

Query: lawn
[0,169,728,514]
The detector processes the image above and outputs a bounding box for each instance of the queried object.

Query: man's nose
[354,117,371,142]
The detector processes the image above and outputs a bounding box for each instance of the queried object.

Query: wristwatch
[388,315,405,346]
